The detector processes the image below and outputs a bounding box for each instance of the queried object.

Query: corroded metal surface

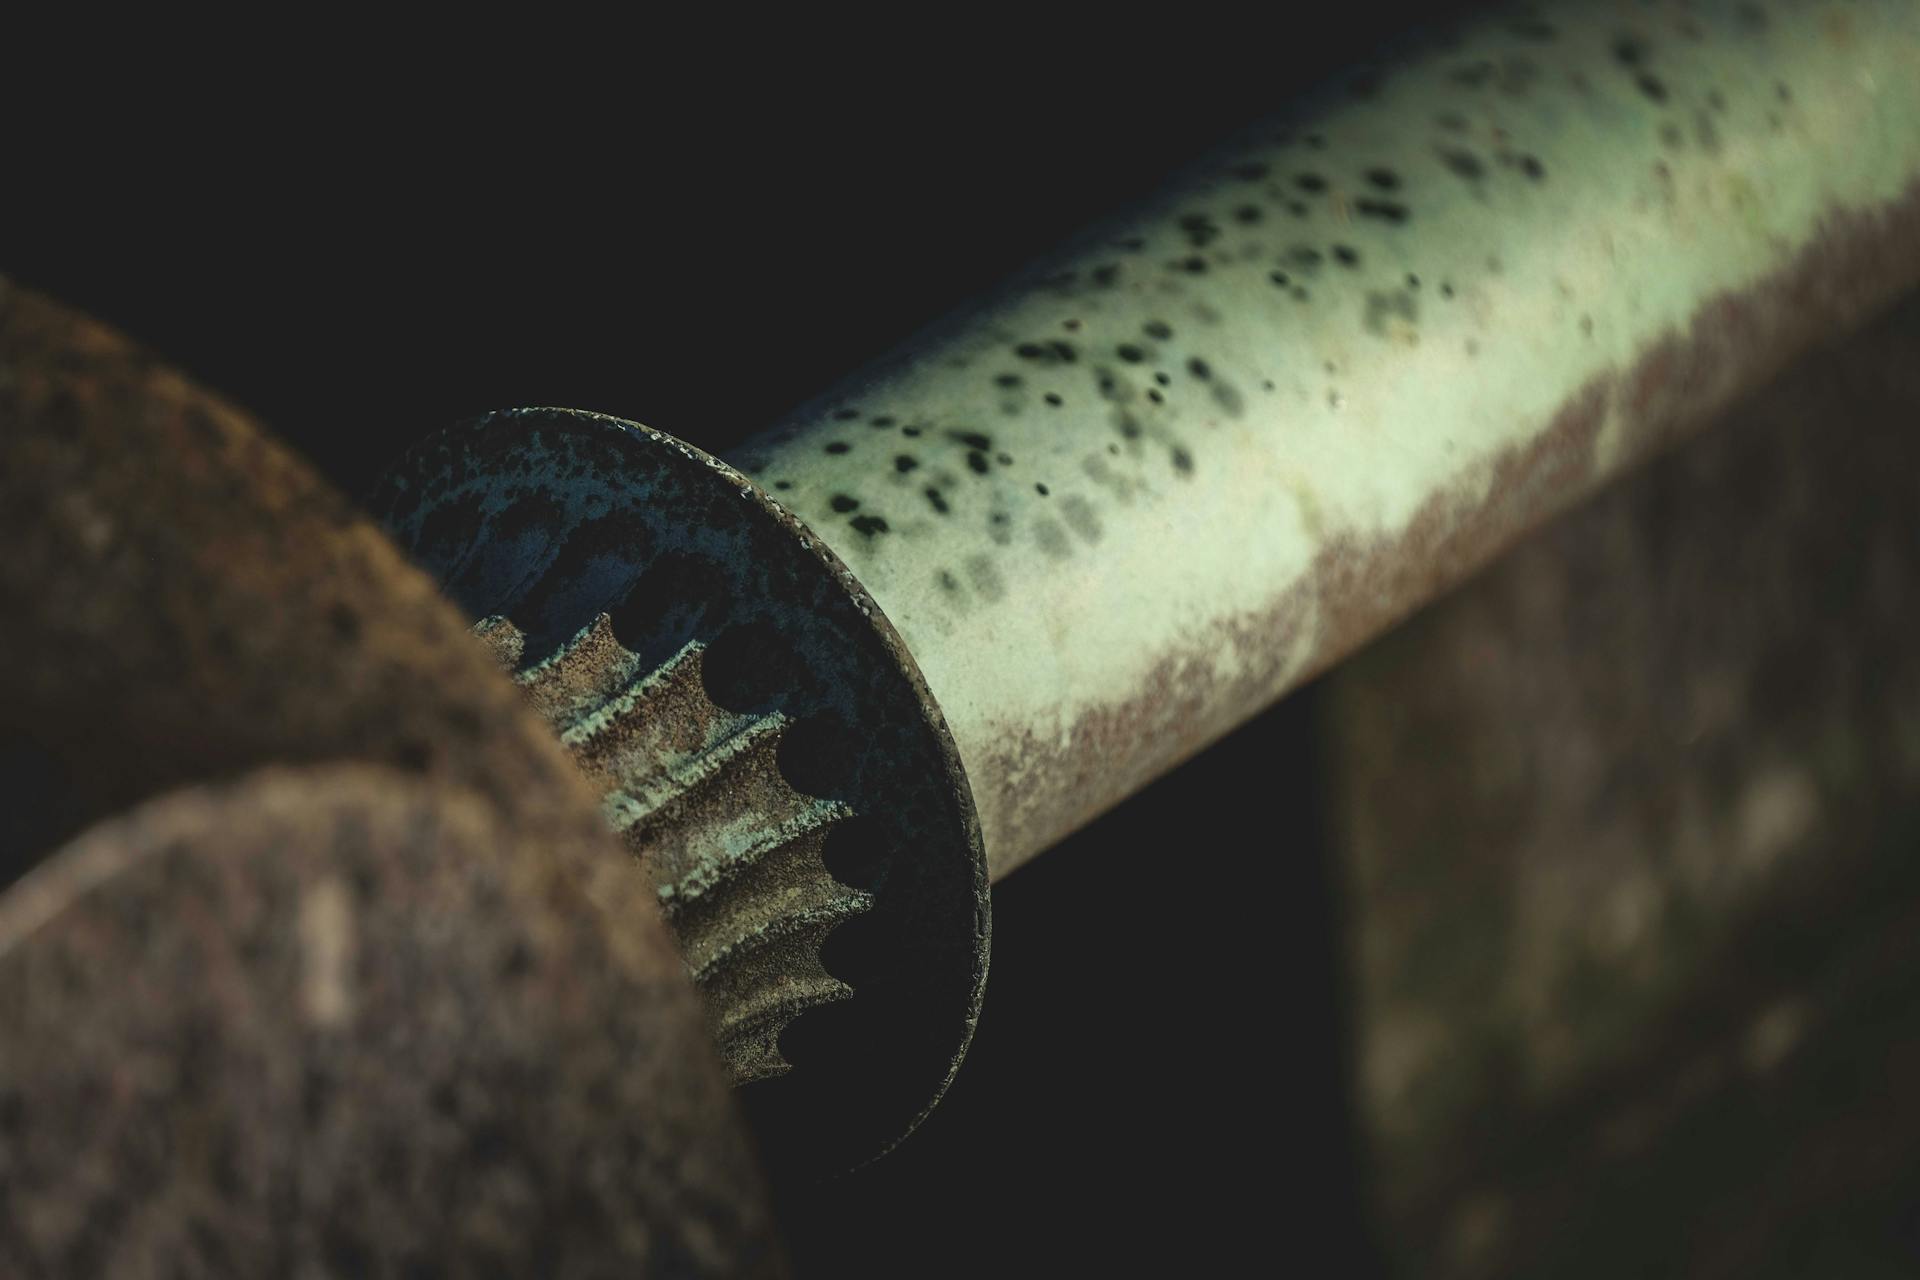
[0,285,780,1274]
[1323,288,1920,1277]
[369,409,989,1171]
[1,766,783,1278]
[726,0,1920,879]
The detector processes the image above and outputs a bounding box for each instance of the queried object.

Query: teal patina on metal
[371,409,990,1172]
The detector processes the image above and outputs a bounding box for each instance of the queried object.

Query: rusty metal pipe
[373,0,1920,1165]
[726,0,1920,881]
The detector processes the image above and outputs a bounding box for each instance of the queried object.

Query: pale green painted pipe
[727,0,1920,880]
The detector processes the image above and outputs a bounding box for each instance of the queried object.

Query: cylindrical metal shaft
[371,0,1920,1172]
[726,0,1920,879]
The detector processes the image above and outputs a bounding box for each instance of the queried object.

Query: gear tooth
[520,616,875,1080]
[372,407,990,1170]
[564,641,733,799]
[514,612,644,730]
[472,614,526,670]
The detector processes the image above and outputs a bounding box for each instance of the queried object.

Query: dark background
[16,7,1493,1271]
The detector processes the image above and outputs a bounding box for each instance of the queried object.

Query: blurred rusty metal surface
[0,284,782,1276]
[1326,287,1920,1277]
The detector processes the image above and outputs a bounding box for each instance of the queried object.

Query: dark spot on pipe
[1695,112,1723,154]
[925,488,950,514]
[1498,56,1540,97]
[1438,147,1485,180]
[894,455,918,473]
[1178,214,1220,247]
[825,441,851,455]
[1364,289,1421,337]
[849,515,888,537]
[1449,60,1495,89]
[830,494,860,513]
[966,452,990,475]
[1356,198,1410,225]
[1060,495,1103,543]
[965,556,1006,602]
